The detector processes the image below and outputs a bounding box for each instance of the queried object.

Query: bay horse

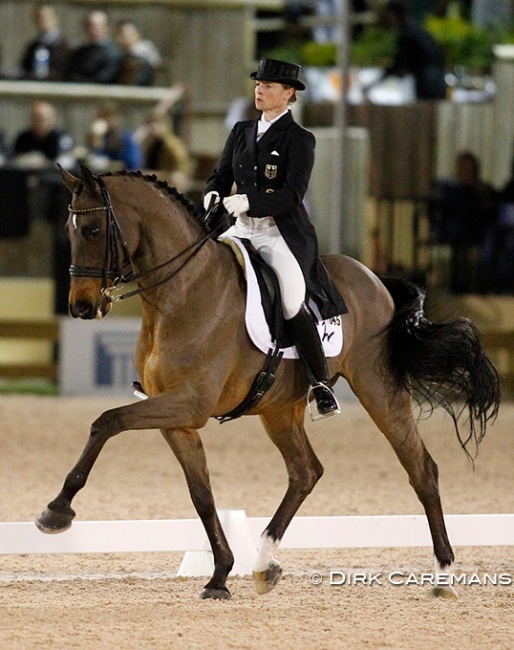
[36,166,500,600]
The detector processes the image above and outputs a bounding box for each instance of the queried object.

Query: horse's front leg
[35,394,209,534]
[160,428,233,600]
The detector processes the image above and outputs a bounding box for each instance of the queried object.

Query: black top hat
[250,58,306,90]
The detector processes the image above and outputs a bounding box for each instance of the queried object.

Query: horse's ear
[59,164,82,194]
[80,165,98,195]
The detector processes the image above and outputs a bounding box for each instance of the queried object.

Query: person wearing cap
[203,58,347,419]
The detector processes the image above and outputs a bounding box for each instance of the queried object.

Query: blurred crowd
[0,5,198,193]
[1,1,514,298]
[0,94,193,194]
[3,6,162,86]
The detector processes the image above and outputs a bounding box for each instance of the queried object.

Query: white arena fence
[0,512,512,577]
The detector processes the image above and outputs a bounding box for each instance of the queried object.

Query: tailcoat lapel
[256,111,294,151]
[245,122,258,160]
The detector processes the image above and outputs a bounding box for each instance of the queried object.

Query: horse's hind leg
[253,404,324,595]
[160,427,234,600]
[348,372,457,598]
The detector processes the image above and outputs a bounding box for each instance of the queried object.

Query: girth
[214,345,283,423]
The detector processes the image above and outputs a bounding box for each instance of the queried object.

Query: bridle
[69,176,133,290]
[68,175,218,303]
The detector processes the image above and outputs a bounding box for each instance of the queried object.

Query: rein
[69,175,219,303]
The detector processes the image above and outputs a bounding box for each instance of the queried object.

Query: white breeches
[221,215,306,319]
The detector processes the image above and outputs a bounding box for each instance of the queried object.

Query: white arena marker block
[177,550,215,577]
[223,509,258,576]
[177,510,257,577]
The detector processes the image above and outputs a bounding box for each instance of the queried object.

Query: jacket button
[253,166,257,170]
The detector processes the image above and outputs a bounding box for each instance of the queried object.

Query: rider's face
[254,81,294,116]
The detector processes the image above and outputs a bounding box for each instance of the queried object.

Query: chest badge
[265,164,278,179]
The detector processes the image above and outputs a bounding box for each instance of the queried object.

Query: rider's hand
[203,191,220,211]
[223,194,249,217]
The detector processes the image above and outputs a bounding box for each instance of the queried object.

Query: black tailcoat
[204,111,347,319]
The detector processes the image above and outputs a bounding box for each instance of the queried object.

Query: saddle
[233,237,291,348]
[220,235,343,360]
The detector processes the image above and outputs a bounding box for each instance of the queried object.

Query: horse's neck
[130,187,205,274]
[119,182,226,316]
[118,183,245,336]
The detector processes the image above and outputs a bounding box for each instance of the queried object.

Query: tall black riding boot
[287,303,340,419]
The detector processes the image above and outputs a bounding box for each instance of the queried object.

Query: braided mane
[100,169,203,224]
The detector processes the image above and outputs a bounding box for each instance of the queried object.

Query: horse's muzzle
[69,299,110,319]
[68,279,111,319]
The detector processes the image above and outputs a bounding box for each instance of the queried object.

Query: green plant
[262,42,305,66]
[301,41,338,66]
[350,26,396,67]
[264,40,337,67]
[266,14,514,72]
[426,15,497,72]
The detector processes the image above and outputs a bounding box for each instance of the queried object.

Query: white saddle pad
[222,235,343,359]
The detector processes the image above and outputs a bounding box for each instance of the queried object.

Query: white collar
[257,109,289,137]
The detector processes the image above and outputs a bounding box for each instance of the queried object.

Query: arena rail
[0,319,59,380]
[0,512,512,576]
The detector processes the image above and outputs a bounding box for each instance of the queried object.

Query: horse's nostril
[70,300,96,319]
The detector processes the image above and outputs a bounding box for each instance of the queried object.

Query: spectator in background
[139,111,192,192]
[12,100,74,165]
[19,4,70,81]
[364,0,446,100]
[10,101,74,239]
[87,102,142,170]
[114,20,162,86]
[66,10,122,84]
[479,153,514,293]
[430,151,499,293]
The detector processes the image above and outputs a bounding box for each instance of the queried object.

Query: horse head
[61,165,137,319]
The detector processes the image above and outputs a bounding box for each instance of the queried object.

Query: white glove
[223,194,249,217]
[203,191,220,211]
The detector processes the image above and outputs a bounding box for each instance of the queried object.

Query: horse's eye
[83,226,100,240]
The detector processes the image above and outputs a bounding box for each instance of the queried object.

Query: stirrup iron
[307,383,341,422]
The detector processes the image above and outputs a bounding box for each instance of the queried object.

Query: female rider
[203,58,347,418]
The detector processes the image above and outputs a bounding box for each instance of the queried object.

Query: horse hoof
[199,587,231,600]
[35,507,75,534]
[430,585,458,600]
[253,560,282,595]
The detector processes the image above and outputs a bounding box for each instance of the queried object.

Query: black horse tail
[380,276,501,459]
